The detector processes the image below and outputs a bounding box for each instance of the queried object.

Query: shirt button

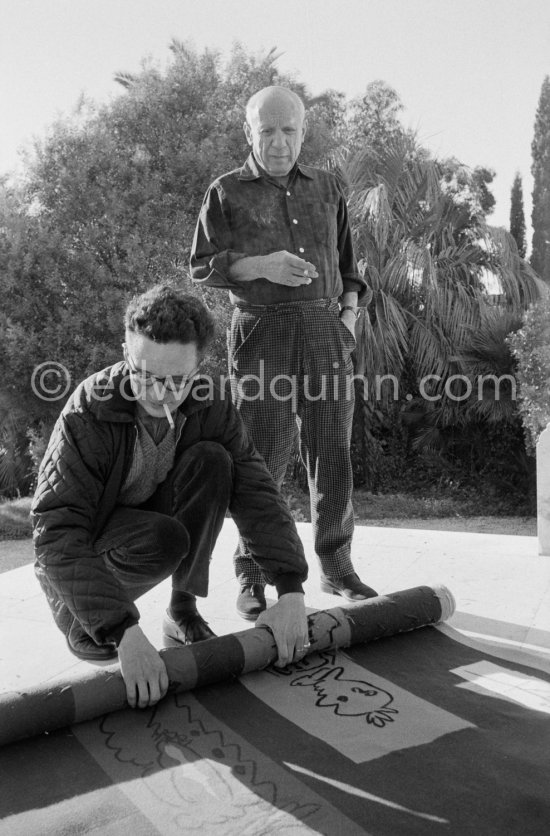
[299,247,305,253]
[292,218,298,224]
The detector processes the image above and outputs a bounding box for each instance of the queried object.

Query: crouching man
[32,284,309,709]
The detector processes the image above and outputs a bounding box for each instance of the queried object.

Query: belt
[236,297,337,313]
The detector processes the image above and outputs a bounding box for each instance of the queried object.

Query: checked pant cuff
[318,555,355,579]
[234,555,265,587]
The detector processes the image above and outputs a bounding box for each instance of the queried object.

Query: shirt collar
[238,153,314,183]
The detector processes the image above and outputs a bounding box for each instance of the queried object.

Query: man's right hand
[231,251,319,286]
[118,624,169,709]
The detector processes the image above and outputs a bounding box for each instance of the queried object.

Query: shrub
[507,292,550,453]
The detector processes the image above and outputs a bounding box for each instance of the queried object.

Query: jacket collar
[238,152,314,183]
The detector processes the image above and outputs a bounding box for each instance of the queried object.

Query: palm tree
[343,136,541,397]
[339,136,543,485]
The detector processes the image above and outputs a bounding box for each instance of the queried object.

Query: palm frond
[113,71,138,90]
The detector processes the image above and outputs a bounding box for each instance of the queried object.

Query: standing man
[32,285,309,709]
[191,86,377,621]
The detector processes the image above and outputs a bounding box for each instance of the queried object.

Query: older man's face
[244,96,306,179]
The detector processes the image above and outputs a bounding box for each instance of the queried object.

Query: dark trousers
[229,300,356,585]
[94,441,233,601]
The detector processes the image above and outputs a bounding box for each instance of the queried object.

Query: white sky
[2,0,550,239]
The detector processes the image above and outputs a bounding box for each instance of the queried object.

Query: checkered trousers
[229,298,357,584]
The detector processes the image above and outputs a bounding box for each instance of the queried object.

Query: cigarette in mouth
[163,403,175,428]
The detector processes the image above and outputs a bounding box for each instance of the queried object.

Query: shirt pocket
[304,201,338,250]
[232,198,283,254]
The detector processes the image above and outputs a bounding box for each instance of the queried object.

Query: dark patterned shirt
[190,153,369,307]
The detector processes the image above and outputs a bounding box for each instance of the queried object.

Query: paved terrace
[1,520,549,693]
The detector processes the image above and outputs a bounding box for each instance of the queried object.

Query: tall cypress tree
[531,76,550,281]
[510,172,527,257]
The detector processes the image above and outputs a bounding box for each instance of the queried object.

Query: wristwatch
[340,305,359,319]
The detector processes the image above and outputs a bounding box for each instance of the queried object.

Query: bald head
[245,86,306,124]
[244,86,307,180]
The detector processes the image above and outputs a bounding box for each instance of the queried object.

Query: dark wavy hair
[124,285,216,354]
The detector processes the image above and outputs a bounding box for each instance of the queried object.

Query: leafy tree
[471,166,496,216]
[510,172,527,258]
[301,88,348,165]
[439,160,496,218]
[507,292,550,452]
[531,75,550,282]
[1,43,314,417]
[1,41,352,496]
[346,81,407,154]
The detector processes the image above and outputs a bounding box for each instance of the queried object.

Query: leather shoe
[66,621,118,661]
[236,584,266,621]
[162,611,216,647]
[320,572,378,601]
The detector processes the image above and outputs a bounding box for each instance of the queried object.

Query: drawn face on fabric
[244,87,307,180]
[124,331,201,420]
[94,695,312,829]
[290,665,398,727]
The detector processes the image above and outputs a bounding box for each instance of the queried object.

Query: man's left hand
[340,308,357,338]
[255,592,309,667]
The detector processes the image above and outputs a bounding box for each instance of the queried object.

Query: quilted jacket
[32,362,308,645]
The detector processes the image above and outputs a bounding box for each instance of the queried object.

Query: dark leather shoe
[320,572,379,601]
[236,584,266,621]
[66,621,118,661]
[162,611,216,647]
